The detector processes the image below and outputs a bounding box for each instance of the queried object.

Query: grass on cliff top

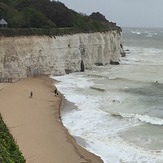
[0,114,25,163]
[0,26,120,37]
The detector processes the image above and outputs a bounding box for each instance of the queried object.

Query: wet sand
[0,76,103,163]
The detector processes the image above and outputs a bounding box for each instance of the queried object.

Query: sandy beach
[0,75,103,163]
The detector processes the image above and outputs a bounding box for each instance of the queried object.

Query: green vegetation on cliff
[0,0,121,36]
[0,114,25,163]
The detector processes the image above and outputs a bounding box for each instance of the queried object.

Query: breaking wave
[111,112,163,126]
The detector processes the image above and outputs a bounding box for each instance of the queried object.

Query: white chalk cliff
[0,31,123,78]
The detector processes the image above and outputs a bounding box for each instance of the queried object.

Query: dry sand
[0,76,103,163]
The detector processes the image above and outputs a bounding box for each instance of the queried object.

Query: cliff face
[0,31,122,78]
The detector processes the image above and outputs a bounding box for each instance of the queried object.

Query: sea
[52,27,163,163]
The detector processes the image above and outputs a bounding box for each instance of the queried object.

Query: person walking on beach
[30,91,33,98]
[54,88,59,96]
[54,88,58,95]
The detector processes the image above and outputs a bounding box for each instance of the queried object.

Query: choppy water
[52,27,163,163]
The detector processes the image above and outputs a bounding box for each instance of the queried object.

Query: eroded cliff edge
[0,31,123,78]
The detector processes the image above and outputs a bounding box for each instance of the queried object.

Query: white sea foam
[62,107,163,162]
[119,113,163,125]
[145,31,157,38]
[121,46,163,66]
[52,30,163,162]
[131,29,158,38]
[53,74,102,111]
[53,72,163,163]
[86,138,163,163]
[131,31,141,35]
[53,74,94,88]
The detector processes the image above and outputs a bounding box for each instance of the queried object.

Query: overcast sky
[59,0,163,28]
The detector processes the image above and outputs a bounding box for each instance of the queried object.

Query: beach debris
[110,60,120,65]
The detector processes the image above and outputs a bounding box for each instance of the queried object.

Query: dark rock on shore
[94,63,103,66]
[110,60,120,65]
